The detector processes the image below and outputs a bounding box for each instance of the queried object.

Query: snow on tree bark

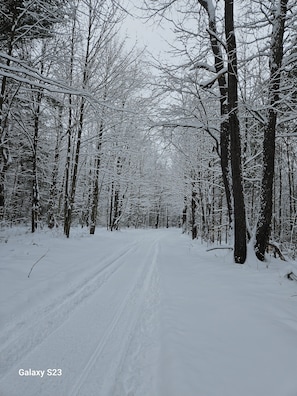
[255,0,288,261]
[225,0,247,263]
[198,0,233,229]
[0,0,65,220]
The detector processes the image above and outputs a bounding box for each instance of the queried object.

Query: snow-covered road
[1,228,297,396]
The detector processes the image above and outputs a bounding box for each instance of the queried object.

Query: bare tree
[224,0,247,263]
[63,0,121,237]
[254,0,289,260]
[0,0,65,220]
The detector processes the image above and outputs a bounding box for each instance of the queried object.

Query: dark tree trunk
[155,207,160,229]
[63,14,76,238]
[111,188,119,231]
[89,177,99,235]
[48,104,63,229]
[31,47,45,232]
[64,7,90,238]
[255,0,288,260]
[63,118,72,238]
[31,89,42,233]
[191,186,197,240]
[182,198,187,234]
[198,0,233,229]
[0,36,13,220]
[220,118,232,227]
[66,95,85,236]
[225,0,247,263]
[90,120,104,235]
[109,181,114,230]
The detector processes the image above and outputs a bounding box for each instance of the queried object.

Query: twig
[287,271,297,282]
[28,249,49,278]
[206,246,233,252]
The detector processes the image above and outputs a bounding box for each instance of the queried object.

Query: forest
[0,0,296,265]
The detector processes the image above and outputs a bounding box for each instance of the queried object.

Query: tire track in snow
[0,241,140,379]
[69,239,160,396]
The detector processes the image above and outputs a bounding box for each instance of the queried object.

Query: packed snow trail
[0,230,160,396]
[1,228,297,396]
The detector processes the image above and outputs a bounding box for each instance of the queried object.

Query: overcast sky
[120,3,175,59]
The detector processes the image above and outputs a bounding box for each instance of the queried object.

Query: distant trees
[63,0,122,237]
[0,0,182,235]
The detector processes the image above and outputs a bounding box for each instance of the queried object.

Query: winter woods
[0,0,178,236]
[143,0,297,262]
[0,0,296,262]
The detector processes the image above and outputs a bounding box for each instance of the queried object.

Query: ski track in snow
[1,228,297,396]
[0,230,162,396]
[69,239,160,396]
[0,240,140,379]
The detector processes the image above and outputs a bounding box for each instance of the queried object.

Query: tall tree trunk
[198,0,233,229]
[31,44,46,232]
[225,0,247,263]
[63,110,72,237]
[155,196,162,229]
[64,5,91,237]
[0,35,14,219]
[255,0,288,260]
[191,181,197,240]
[48,104,63,228]
[182,196,187,234]
[64,11,76,238]
[111,188,120,230]
[286,141,294,234]
[90,120,104,234]
[278,148,282,240]
[66,95,86,234]
[109,181,114,230]
[31,89,43,232]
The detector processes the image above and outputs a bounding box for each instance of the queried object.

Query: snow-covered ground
[1,227,297,396]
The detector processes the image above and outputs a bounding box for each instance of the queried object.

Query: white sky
[120,3,175,59]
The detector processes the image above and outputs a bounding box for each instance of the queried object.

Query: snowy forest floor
[1,227,297,396]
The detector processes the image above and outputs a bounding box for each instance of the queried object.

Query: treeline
[0,0,181,236]
[144,0,297,262]
[1,0,297,263]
